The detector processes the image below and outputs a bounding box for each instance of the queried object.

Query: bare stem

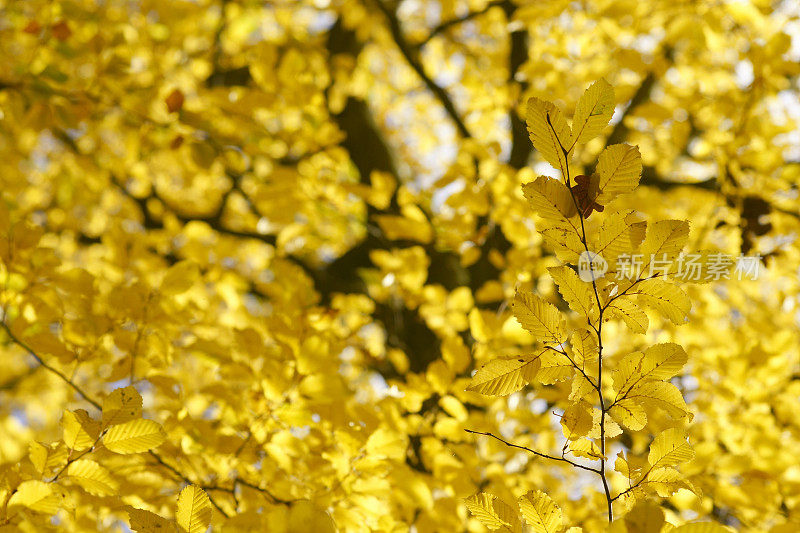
[555,131,614,522]
[465,429,601,474]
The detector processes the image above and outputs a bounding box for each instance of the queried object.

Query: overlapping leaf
[549,265,595,318]
[595,144,642,204]
[466,493,523,532]
[648,428,695,469]
[512,291,566,344]
[569,79,615,146]
[467,352,543,396]
[518,490,562,533]
[526,98,572,174]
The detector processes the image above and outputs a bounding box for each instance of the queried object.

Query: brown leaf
[51,21,72,41]
[165,89,184,113]
[23,21,42,34]
[570,174,604,217]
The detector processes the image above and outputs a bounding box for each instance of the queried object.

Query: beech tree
[0,0,799,532]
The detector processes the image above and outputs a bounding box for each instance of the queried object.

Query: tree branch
[605,72,656,147]
[502,0,531,170]
[370,0,472,138]
[418,1,504,47]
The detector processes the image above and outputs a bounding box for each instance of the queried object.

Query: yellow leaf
[374,207,433,243]
[569,372,596,401]
[595,144,642,204]
[639,343,688,380]
[365,427,407,460]
[8,480,65,515]
[537,350,576,384]
[612,350,645,394]
[606,298,648,334]
[29,442,49,475]
[624,501,665,533]
[641,220,690,269]
[526,98,572,174]
[589,408,621,439]
[613,343,687,395]
[366,170,396,209]
[540,223,586,264]
[466,353,542,396]
[523,176,578,222]
[569,438,605,459]
[287,501,336,533]
[512,291,566,344]
[466,493,523,532]
[548,265,595,318]
[631,279,691,325]
[103,419,166,454]
[518,490,562,533]
[609,400,648,431]
[561,401,594,440]
[62,409,100,451]
[627,381,690,419]
[177,485,213,533]
[644,467,689,498]
[128,507,174,533]
[66,459,119,496]
[569,328,598,370]
[648,427,695,469]
[161,260,199,295]
[570,79,615,147]
[102,385,143,428]
[614,452,631,479]
[595,211,646,267]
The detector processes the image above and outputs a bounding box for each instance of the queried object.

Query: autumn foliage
[1,1,799,532]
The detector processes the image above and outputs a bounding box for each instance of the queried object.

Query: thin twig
[148,451,232,518]
[544,345,599,391]
[465,429,602,474]
[0,320,102,410]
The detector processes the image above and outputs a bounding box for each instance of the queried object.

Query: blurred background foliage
[0,0,800,531]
